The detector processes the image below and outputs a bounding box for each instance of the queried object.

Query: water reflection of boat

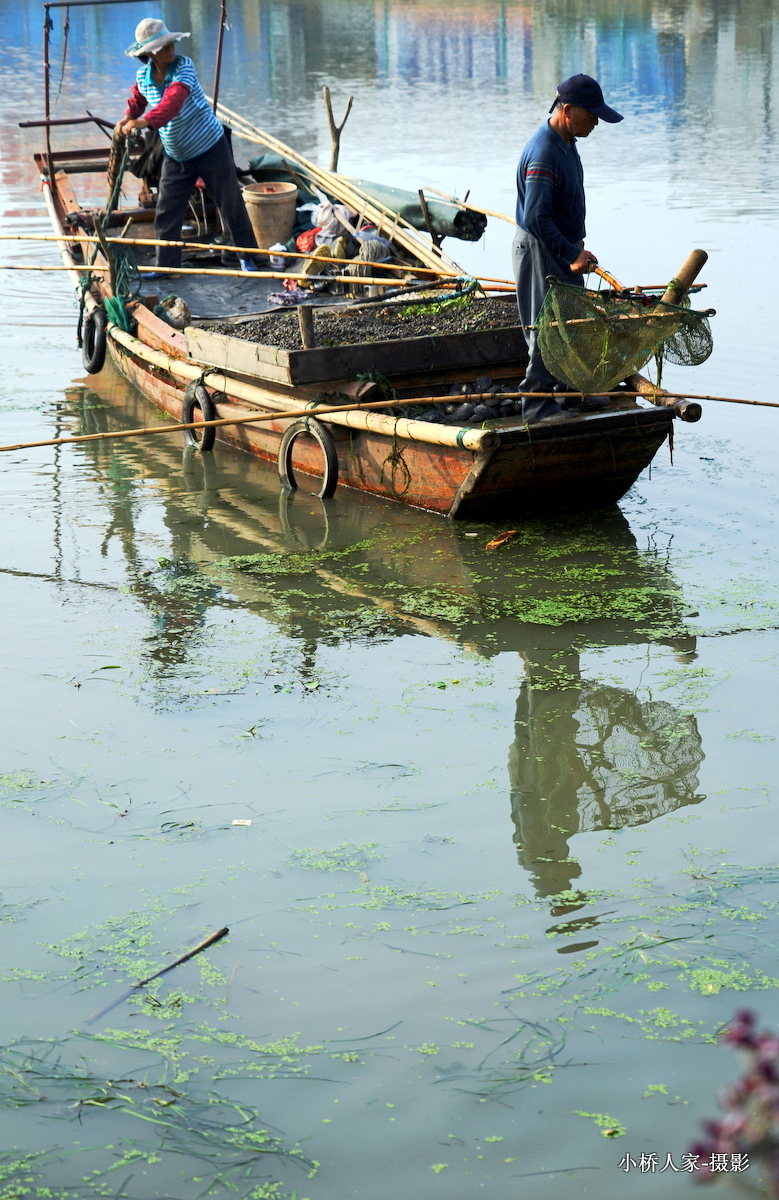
[70,367,703,902]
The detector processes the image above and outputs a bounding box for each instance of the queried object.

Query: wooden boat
[29,57,700,519]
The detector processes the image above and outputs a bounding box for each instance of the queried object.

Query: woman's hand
[115,117,149,137]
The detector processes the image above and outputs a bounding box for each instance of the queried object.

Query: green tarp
[245,153,486,242]
[345,177,486,242]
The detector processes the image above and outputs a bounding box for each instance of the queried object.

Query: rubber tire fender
[278,416,338,500]
[81,307,107,374]
[181,382,217,452]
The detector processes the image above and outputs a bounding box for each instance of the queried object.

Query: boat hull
[109,338,672,518]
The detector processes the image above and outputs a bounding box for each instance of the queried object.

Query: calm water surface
[2,1,779,1197]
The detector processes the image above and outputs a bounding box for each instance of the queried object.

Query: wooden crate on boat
[184,323,528,386]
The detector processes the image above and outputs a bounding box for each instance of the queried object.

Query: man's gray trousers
[512,228,583,421]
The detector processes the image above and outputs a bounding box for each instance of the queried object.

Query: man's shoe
[143,269,179,280]
[239,257,260,273]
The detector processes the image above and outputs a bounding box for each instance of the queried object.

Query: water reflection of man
[508,646,704,905]
[513,74,623,423]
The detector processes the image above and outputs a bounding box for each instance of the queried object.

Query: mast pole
[212,0,228,112]
[43,3,56,190]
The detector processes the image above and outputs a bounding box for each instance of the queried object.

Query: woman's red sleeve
[143,82,191,129]
[125,83,148,119]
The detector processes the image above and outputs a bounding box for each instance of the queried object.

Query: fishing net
[536,279,713,394]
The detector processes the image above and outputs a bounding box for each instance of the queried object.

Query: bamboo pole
[0,233,517,288]
[418,195,708,293]
[212,100,462,274]
[0,262,423,288]
[8,387,766,460]
[646,392,779,410]
[661,249,708,305]
[0,233,470,279]
[422,188,516,225]
[0,393,509,455]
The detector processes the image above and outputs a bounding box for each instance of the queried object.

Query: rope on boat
[77,133,142,344]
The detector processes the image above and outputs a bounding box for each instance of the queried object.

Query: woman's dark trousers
[154,133,257,268]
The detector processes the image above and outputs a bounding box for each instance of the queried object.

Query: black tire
[278,417,339,500]
[82,307,107,374]
[181,382,217,452]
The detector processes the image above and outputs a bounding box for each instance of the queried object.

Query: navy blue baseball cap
[551,74,623,123]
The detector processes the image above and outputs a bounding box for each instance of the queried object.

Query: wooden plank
[50,147,115,162]
[286,325,528,384]
[130,301,190,357]
[51,161,111,175]
[184,326,292,384]
[53,170,81,217]
[495,405,672,446]
[185,322,528,387]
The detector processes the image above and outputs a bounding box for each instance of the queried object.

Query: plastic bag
[312,191,358,244]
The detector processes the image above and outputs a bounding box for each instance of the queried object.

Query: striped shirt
[516,122,585,265]
[135,55,223,163]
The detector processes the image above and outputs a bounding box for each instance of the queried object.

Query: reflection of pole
[497,1,506,83]
[52,390,65,587]
[212,0,228,112]
[379,0,389,78]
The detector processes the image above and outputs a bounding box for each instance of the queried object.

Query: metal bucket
[242,182,298,255]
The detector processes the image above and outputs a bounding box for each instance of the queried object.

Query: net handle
[591,265,627,291]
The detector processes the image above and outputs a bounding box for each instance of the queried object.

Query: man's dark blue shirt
[516,121,586,266]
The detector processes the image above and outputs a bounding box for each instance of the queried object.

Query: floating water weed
[575,1110,626,1137]
[0,1028,320,1197]
[0,770,42,793]
[288,842,381,872]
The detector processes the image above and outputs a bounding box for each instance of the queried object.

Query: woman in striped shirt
[116,18,259,276]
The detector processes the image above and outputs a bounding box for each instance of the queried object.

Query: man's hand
[115,117,148,137]
[569,248,598,274]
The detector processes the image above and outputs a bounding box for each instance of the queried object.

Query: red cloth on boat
[296,228,320,253]
[125,81,191,130]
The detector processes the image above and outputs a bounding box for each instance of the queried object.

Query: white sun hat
[125,18,190,58]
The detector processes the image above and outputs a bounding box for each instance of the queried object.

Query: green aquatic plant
[574,1110,626,1137]
[0,771,42,793]
[0,1028,319,1197]
[288,842,381,872]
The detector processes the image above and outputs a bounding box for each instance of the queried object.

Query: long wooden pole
[212,0,228,112]
[213,100,462,274]
[0,233,515,286]
[0,262,425,288]
[422,188,516,225]
[0,394,498,454]
[4,388,772,459]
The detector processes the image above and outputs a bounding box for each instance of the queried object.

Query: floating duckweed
[289,843,381,872]
[574,1111,626,1138]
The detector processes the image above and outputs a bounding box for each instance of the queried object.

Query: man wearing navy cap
[513,74,623,421]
